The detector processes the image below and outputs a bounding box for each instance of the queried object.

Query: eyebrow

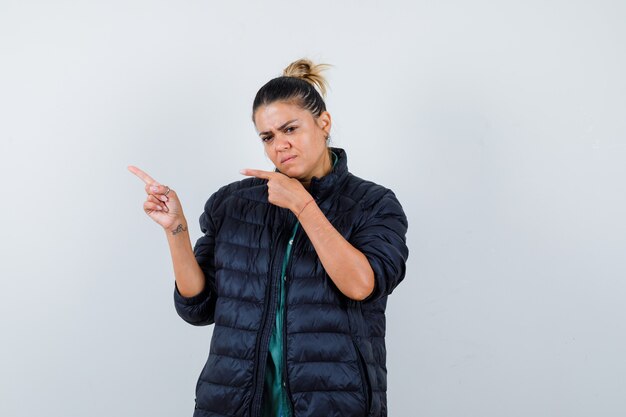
[258,119,299,137]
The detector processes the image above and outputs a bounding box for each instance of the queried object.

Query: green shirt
[262,222,299,417]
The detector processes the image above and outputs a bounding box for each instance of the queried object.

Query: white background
[1,1,625,416]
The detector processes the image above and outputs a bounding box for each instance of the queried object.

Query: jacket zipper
[281,220,300,415]
[250,210,291,417]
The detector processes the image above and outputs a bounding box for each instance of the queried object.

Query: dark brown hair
[252,58,331,121]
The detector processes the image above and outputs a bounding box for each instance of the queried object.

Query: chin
[280,166,303,178]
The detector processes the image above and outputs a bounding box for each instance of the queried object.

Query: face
[254,101,332,182]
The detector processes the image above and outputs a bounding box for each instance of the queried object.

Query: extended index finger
[240,168,276,180]
[127,165,159,185]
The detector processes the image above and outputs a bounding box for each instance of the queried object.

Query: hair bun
[283,58,331,97]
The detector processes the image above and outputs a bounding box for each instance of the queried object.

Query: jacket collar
[308,147,349,201]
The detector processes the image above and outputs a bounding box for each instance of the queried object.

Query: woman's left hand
[240,169,312,214]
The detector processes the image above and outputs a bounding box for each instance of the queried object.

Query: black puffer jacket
[174,147,409,417]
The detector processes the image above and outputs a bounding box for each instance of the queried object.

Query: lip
[281,155,297,164]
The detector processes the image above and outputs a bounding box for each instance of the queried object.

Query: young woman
[129,59,409,417]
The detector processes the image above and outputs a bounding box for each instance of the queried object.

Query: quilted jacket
[174,147,409,417]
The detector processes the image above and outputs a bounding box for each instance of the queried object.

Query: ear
[317,111,332,135]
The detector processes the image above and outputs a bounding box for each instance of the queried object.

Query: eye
[284,126,297,134]
[261,135,273,143]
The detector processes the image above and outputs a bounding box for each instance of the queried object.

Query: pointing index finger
[127,165,159,185]
[240,169,275,180]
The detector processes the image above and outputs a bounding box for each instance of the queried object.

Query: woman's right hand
[128,165,185,230]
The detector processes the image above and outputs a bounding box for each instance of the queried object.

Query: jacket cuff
[173,281,211,306]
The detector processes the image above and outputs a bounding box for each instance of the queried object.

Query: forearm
[296,202,374,301]
[165,218,206,298]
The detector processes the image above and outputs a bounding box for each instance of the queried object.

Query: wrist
[165,218,188,236]
[296,198,315,218]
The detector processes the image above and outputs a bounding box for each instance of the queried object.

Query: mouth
[281,155,296,164]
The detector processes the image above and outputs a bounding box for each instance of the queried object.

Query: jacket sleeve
[173,192,220,326]
[349,189,409,303]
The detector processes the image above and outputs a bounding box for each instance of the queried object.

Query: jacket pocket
[352,338,373,416]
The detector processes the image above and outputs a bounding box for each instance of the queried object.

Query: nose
[273,133,290,151]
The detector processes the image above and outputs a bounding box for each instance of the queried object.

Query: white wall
[1,1,625,416]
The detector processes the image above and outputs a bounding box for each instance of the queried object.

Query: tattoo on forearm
[172,224,187,235]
